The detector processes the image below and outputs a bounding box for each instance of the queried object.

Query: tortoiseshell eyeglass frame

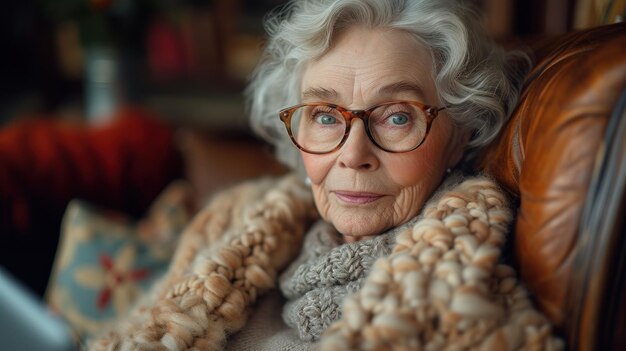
[278,100,445,154]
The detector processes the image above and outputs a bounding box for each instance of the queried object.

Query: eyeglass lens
[289,102,428,153]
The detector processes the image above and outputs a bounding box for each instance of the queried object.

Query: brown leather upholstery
[478,23,626,350]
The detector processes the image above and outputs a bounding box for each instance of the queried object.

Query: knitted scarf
[278,219,402,340]
[89,173,563,351]
[279,196,430,341]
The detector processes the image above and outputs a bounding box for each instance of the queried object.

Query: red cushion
[0,106,182,234]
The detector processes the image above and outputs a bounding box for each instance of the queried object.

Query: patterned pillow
[45,181,193,343]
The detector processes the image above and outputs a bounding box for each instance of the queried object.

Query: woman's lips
[333,191,384,205]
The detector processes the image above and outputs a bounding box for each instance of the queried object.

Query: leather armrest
[478,23,626,327]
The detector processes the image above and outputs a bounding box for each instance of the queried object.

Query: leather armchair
[479,23,626,351]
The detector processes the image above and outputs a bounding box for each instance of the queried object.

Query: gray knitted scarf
[278,217,420,341]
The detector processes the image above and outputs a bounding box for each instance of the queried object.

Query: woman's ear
[447,127,472,169]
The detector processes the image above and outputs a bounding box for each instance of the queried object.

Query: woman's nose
[337,119,380,171]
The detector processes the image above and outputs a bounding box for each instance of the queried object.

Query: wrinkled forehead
[300,26,438,106]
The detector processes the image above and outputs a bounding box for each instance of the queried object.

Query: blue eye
[317,114,337,125]
[390,114,409,125]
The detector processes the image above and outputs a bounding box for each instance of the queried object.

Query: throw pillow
[45,181,193,344]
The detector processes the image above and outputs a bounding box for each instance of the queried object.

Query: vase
[85,46,120,124]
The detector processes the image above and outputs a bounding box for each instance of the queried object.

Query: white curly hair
[246,0,530,171]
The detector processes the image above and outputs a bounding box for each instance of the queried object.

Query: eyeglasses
[279,101,445,154]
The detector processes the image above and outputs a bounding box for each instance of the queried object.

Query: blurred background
[1,0,285,127]
[0,0,622,128]
[0,0,623,330]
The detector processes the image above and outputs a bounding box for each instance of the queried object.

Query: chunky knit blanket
[318,177,564,350]
[89,175,318,350]
[89,173,563,350]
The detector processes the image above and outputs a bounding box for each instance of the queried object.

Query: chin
[341,233,377,243]
[330,215,386,239]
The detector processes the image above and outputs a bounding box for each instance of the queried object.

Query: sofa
[478,22,626,350]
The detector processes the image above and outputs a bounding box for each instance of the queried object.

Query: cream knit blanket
[89,174,563,350]
[318,177,564,350]
[89,175,318,350]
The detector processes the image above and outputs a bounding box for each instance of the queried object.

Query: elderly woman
[91,0,563,350]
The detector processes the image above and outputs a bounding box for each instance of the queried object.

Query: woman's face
[300,26,467,242]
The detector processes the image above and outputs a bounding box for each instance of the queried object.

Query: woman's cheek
[301,152,333,184]
[385,153,431,187]
[311,184,331,220]
[301,152,333,221]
